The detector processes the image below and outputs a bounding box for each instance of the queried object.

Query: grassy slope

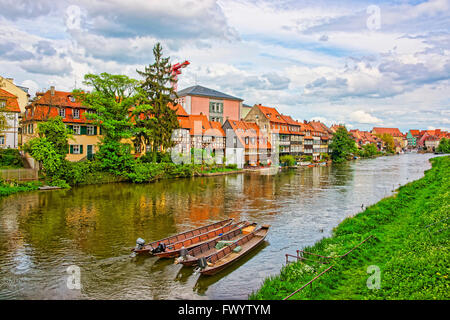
[250,156,449,300]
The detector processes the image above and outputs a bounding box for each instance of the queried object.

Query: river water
[0,153,437,300]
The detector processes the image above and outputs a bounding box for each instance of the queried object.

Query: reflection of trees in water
[329,161,353,187]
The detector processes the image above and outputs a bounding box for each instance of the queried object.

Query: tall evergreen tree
[135,42,180,162]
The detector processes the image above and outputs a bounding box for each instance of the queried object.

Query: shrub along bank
[250,155,449,300]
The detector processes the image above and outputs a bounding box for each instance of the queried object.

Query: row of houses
[406,129,449,152]
[1,77,448,167]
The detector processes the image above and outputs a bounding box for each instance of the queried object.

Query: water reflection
[0,154,437,299]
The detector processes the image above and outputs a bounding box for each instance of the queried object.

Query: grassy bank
[0,180,43,197]
[250,155,449,300]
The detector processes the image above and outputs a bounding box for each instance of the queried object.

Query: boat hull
[179,223,256,266]
[132,218,233,255]
[154,221,249,259]
[200,225,270,276]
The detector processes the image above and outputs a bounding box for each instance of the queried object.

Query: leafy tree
[437,138,450,153]
[134,42,180,163]
[36,116,71,157]
[329,127,357,162]
[23,117,71,179]
[377,133,395,153]
[280,155,296,166]
[74,73,139,173]
[359,143,380,158]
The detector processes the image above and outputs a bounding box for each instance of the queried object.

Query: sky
[1,0,449,132]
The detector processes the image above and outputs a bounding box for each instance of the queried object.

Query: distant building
[0,76,29,112]
[0,88,21,148]
[240,104,253,119]
[175,85,243,124]
[222,119,270,167]
[371,127,406,150]
[424,135,440,152]
[406,130,420,147]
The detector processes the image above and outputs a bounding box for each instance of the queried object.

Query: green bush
[225,164,238,170]
[280,155,296,166]
[0,148,24,168]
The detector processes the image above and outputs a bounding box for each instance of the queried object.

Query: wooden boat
[154,220,249,259]
[132,218,233,255]
[177,223,257,266]
[199,225,270,276]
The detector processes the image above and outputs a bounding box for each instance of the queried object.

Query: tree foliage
[74,73,139,173]
[134,42,179,162]
[358,143,380,158]
[437,138,450,153]
[329,127,357,162]
[23,117,71,178]
[377,133,395,153]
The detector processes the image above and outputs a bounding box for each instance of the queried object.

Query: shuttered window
[69,145,83,154]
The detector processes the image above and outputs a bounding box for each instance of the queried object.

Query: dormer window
[69,96,76,103]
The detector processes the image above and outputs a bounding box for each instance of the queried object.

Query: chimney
[304,120,307,124]
[50,86,55,96]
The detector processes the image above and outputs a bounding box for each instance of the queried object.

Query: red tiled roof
[372,127,403,137]
[209,121,225,136]
[168,102,188,117]
[0,88,20,113]
[34,90,86,108]
[256,104,286,124]
[178,114,224,137]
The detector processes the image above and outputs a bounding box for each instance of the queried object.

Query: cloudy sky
[1,0,449,131]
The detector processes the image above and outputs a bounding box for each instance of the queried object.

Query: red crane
[170,60,190,92]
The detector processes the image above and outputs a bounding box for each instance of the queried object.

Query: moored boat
[132,218,233,255]
[199,225,270,276]
[176,223,257,266]
[154,220,250,258]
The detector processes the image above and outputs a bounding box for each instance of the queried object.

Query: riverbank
[250,155,449,300]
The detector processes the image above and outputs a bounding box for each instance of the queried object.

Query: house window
[71,145,82,154]
[69,96,76,103]
[245,137,249,145]
[87,125,95,135]
[0,136,5,145]
[73,109,80,119]
[59,108,66,117]
[0,100,5,108]
[28,124,33,134]
[73,125,80,134]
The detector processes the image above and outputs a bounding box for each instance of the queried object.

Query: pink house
[175,85,243,124]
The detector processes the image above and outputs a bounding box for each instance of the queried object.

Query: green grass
[250,155,449,300]
[0,180,43,197]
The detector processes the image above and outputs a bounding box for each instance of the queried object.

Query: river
[0,153,437,300]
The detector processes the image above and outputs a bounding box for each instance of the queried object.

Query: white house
[0,88,21,149]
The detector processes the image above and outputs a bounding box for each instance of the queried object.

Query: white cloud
[349,110,383,125]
